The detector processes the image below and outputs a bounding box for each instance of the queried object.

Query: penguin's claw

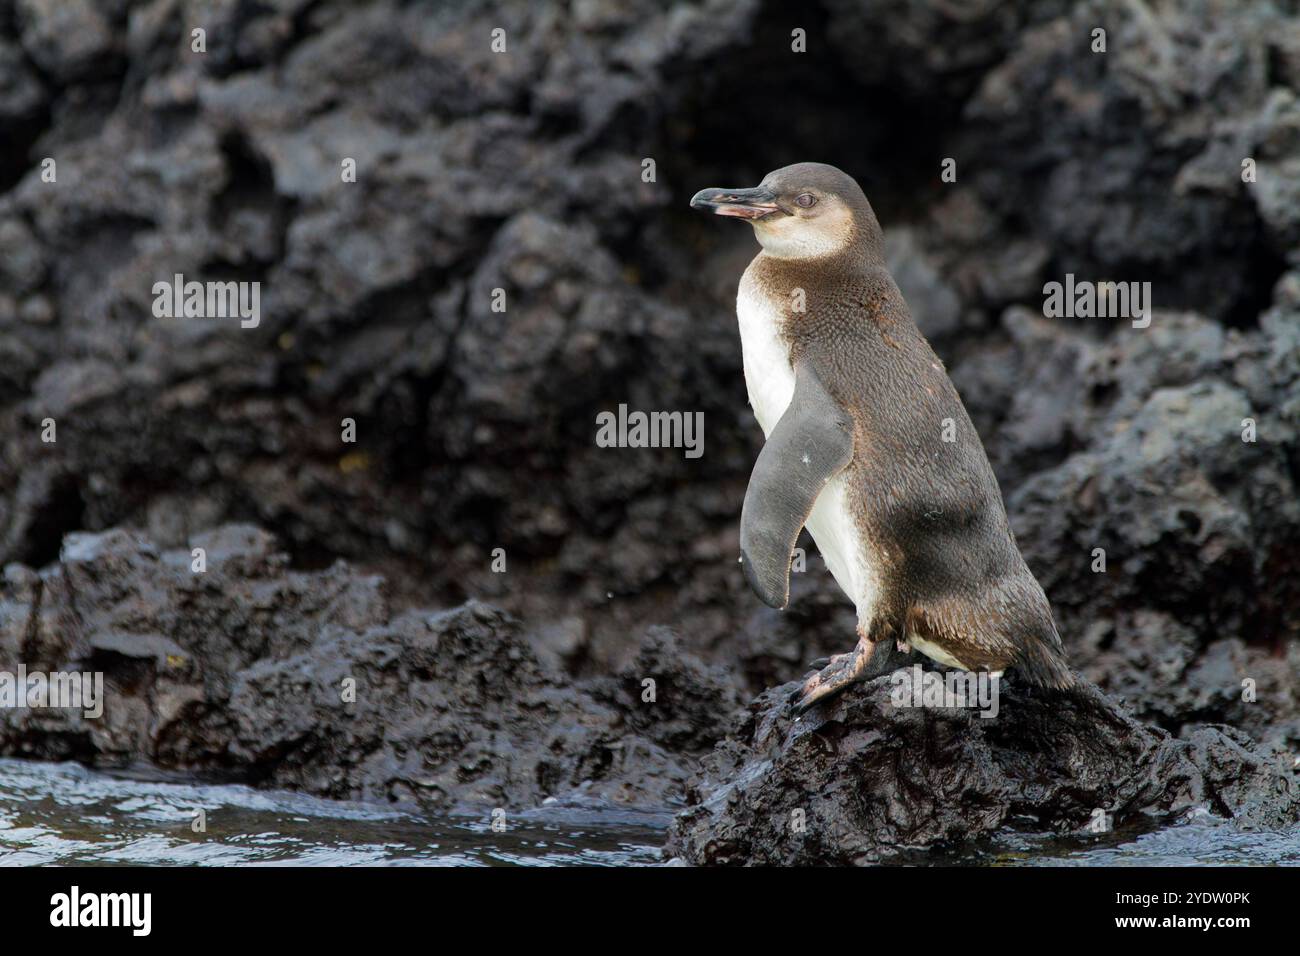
[791,643,875,715]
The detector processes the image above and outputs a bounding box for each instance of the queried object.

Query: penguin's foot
[791,639,880,714]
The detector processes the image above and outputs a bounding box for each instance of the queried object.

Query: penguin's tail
[1001,573,1075,690]
[1015,635,1075,690]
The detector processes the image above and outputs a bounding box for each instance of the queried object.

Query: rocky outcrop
[1,0,1298,861]
[0,525,743,812]
[1,1,1296,706]
[667,672,1299,865]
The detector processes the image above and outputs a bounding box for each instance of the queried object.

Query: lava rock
[666,672,1299,865]
[0,525,735,812]
[0,0,1298,862]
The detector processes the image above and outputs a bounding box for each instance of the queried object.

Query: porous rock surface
[666,673,1298,865]
[0,525,744,812]
[1,0,1298,860]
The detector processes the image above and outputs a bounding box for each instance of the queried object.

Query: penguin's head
[690,162,881,261]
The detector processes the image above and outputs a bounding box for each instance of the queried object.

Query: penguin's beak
[690,185,781,220]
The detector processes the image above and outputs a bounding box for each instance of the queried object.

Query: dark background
[0,0,1297,804]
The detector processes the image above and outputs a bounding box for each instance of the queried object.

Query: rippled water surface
[0,759,664,866]
[2,758,1297,865]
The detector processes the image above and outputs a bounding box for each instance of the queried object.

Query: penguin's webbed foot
[791,639,879,715]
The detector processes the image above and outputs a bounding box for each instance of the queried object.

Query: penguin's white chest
[736,270,877,627]
[736,273,796,439]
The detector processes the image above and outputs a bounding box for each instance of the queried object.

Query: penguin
[690,162,1073,712]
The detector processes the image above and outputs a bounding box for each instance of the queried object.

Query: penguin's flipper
[740,358,854,609]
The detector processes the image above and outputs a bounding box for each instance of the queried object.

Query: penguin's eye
[794,193,817,208]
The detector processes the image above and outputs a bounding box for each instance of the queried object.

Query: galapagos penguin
[690,162,1073,712]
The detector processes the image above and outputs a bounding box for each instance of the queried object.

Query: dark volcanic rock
[0,0,1298,862]
[958,1,1297,324]
[667,673,1300,866]
[1005,306,1300,749]
[0,0,1295,716]
[0,525,736,812]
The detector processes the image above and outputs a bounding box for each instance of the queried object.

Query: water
[925,819,1300,866]
[2,757,1296,865]
[0,759,664,866]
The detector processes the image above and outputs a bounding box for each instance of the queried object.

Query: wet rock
[0,526,736,811]
[1001,302,1300,750]
[586,627,747,753]
[1076,613,1300,756]
[667,673,1299,865]
[0,0,1295,698]
[0,0,1296,860]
